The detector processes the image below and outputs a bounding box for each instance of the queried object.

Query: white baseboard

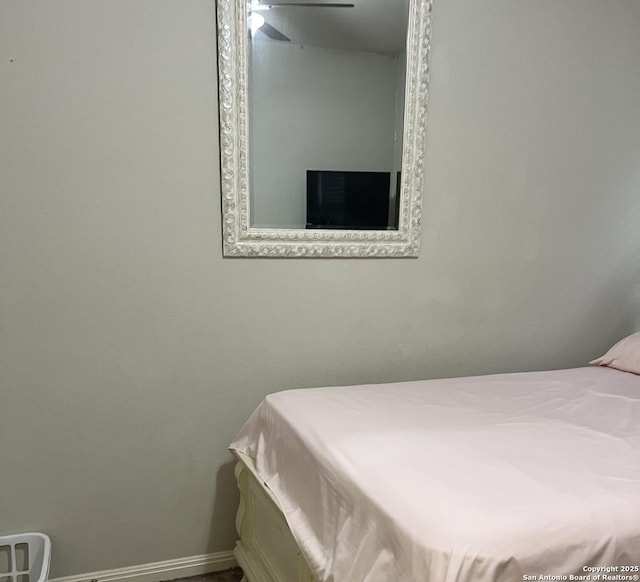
[50,551,238,582]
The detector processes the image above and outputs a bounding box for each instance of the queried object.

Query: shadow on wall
[207,460,240,552]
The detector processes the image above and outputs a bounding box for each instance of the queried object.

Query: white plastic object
[0,533,51,582]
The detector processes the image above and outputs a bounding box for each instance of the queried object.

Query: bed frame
[232,452,317,582]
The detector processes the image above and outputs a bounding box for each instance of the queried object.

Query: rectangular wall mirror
[217,0,433,257]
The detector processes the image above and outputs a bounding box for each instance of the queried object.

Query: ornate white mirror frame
[216,0,433,258]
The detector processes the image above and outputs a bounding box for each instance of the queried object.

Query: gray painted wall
[1,0,639,577]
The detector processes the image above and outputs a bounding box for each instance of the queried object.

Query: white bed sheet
[230,367,640,582]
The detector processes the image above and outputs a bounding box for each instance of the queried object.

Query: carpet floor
[168,569,243,582]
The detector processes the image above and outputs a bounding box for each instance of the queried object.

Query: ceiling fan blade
[262,3,355,7]
[259,22,291,41]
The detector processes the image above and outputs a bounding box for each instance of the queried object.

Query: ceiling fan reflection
[250,1,354,42]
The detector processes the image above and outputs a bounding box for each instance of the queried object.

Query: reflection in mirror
[248,0,409,230]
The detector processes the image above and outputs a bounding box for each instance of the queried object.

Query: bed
[229,364,640,582]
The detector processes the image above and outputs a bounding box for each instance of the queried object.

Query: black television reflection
[306,170,400,230]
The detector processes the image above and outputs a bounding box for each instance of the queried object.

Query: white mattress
[230,367,640,582]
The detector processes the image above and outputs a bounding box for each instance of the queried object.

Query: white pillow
[590,332,640,375]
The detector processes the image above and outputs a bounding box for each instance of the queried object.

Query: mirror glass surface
[247,0,410,230]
